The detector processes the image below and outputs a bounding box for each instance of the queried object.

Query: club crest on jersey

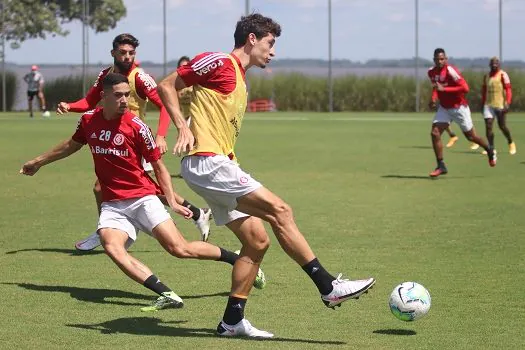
[113,133,125,146]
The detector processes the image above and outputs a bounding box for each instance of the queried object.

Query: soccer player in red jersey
[158,14,375,338]
[481,56,515,155]
[427,48,496,177]
[55,34,212,250]
[20,73,265,311]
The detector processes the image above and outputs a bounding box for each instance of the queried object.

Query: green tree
[1,0,126,48]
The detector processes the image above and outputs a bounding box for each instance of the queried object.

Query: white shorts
[181,155,262,226]
[433,105,473,132]
[483,105,504,120]
[98,195,171,242]
[142,158,153,172]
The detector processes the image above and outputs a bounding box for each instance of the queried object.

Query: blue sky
[6,0,525,64]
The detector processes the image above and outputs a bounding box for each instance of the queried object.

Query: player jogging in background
[427,48,496,178]
[480,56,515,155]
[158,13,375,338]
[56,34,212,250]
[20,73,265,312]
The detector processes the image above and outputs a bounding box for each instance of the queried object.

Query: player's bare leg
[445,126,458,148]
[430,123,448,177]
[236,187,375,306]
[27,96,33,118]
[37,91,47,113]
[496,110,516,154]
[463,128,496,167]
[99,227,184,310]
[216,216,271,338]
[484,118,495,150]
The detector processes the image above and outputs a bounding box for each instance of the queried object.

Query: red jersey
[72,107,162,202]
[427,64,469,109]
[177,52,245,93]
[68,63,171,136]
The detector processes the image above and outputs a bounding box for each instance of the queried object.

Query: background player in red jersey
[55,34,212,250]
[20,73,265,312]
[427,48,496,178]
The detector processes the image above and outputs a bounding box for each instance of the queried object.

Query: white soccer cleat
[217,318,274,338]
[75,232,101,251]
[194,208,213,241]
[321,274,376,309]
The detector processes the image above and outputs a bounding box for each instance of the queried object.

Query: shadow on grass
[399,145,432,150]
[381,175,431,180]
[373,329,417,336]
[5,248,161,256]
[67,316,347,344]
[2,283,229,307]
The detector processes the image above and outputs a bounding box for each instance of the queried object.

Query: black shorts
[27,91,38,99]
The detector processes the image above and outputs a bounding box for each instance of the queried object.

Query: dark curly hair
[112,33,140,50]
[234,13,281,48]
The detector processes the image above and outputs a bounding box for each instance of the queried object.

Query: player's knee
[268,201,293,227]
[250,232,271,253]
[93,181,102,195]
[166,243,192,259]
[430,128,441,139]
[103,241,126,260]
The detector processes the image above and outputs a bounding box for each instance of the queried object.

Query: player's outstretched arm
[157,72,194,156]
[19,138,84,176]
[150,159,193,219]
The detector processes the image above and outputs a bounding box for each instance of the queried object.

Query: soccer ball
[42,110,51,118]
[389,282,431,321]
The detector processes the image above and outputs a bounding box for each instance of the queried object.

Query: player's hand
[170,203,193,219]
[503,104,510,113]
[428,101,437,110]
[19,160,41,176]
[435,82,445,92]
[155,135,168,155]
[173,126,195,157]
[56,102,70,115]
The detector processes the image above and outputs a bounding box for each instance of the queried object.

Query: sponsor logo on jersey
[90,146,129,157]
[91,132,97,139]
[132,117,156,150]
[138,71,157,91]
[113,133,125,145]
[195,60,224,76]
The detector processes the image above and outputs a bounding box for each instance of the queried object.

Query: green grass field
[1,112,524,349]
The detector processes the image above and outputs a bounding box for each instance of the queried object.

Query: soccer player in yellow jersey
[480,57,515,155]
[158,13,375,338]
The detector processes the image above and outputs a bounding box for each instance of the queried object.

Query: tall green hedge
[0,71,18,111]
[44,75,97,111]
[43,70,525,113]
[248,70,525,112]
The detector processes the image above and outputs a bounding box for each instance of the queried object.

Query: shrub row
[40,70,525,113]
[0,71,18,111]
[248,70,525,112]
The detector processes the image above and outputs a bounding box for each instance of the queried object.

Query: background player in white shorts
[20,73,265,312]
[480,57,515,155]
[427,48,496,178]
